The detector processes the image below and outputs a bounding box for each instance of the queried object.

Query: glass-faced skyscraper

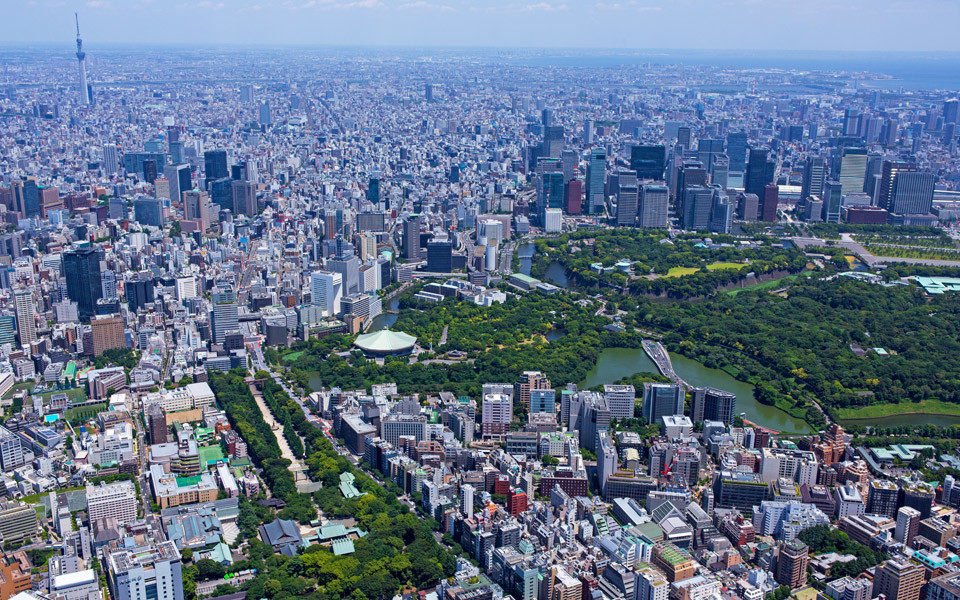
[62,247,103,318]
[586,147,606,215]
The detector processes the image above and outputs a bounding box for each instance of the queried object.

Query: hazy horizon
[5,0,960,52]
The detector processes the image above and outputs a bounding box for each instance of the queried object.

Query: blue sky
[5,0,960,51]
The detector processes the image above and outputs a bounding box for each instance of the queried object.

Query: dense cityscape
[3,13,960,600]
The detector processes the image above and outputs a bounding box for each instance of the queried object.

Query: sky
[3,0,960,52]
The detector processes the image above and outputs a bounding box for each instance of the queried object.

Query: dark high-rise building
[62,247,102,318]
[890,172,935,215]
[586,148,606,215]
[630,145,666,180]
[21,180,40,219]
[539,171,564,225]
[210,177,234,212]
[726,132,748,171]
[367,176,381,206]
[682,186,713,230]
[134,198,164,228]
[800,156,826,203]
[822,181,842,224]
[866,480,900,518]
[564,179,582,215]
[426,239,453,273]
[696,139,725,172]
[945,99,960,125]
[744,148,776,199]
[204,150,229,182]
[148,404,167,445]
[760,183,779,222]
[877,161,917,210]
[402,215,421,260]
[125,276,155,312]
[691,387,737,425]
[142,160,158,184]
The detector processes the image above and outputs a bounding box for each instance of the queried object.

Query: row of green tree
[286,291,648,399]
[638,277,960,416]
[797,525,886,579]
[529,229,808,298]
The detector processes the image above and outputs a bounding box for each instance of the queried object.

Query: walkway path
[248,382,310,481]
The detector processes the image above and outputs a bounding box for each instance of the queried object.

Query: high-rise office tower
[259,101,272,126]
[163,164,192,204]
[873,559,924,600]
[367,176,380,206]
[775,540,809,590]
[538,170,565,226]
[642,383,684,424]
[822,181,843,224]
[630,145,667,180]
[675,161,708,216]
[203,150,229,182]
[878,160,922,209]
[209,178,234,212]
[682,186,714,230]
[231,180,257,216]
[310,271,343,316]
[75,14,89,106]
[426,239,453,272]
[543,126,564,158]
[890,172,935,215]
[677,126,692,150]
[62,247,102,318]
[542,108,555,127]
[639,184,669,229]
[843,108,862,137]
[13,288,35,349]
[709,188,732,234]
[800,156,826,203]
[726,132,748,172]
[586,148,606,215]
[403,215,420,260]
[583,120,595,145]
[945,99,960,124]
[760,184,779,222]
[211,287,239,345]
[696,139,725,172]
[690,387,736,424]
[103,144,119,175]
[615,170,639,227]
[744,148,776,199]
[711,155,729,189]
[839,147,868,195]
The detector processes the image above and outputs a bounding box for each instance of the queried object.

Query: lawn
[65,402,106,424]
[727,274,800,296]
[664,262,746,278]
[282,351,305,363]
[836,399,960,421]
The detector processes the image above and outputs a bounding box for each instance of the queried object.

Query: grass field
[664,262,745,278]
[727,274,800,296]
[283,351,305,362]
[65,402,106,424]
[836,399,960,421]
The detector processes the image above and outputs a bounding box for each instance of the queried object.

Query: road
[791,234,960,268]
[642,339,687,389]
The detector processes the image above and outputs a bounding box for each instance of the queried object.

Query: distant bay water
[508,50,960,92]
